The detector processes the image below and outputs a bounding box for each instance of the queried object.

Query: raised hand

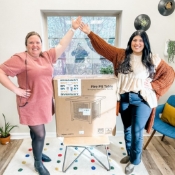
[79,22,91,35]
[71,16,82,30]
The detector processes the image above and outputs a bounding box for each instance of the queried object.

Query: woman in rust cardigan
[80,23,174,175]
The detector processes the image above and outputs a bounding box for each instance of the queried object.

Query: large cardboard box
[53,75,117,137]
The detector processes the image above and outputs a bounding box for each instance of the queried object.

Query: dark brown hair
[25,31,42,46]
[116,30,155,78]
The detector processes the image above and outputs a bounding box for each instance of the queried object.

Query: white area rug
[3,136,149,175]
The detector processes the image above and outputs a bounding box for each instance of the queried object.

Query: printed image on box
[66,96,105,124]
[58,78,81,96]
[53,75,117,137]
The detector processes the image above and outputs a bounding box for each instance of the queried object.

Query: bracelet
[70,27,75,33]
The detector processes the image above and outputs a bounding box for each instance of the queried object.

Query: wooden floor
[143,136,175,175]
[0,139,23,175]
[0,136,175,175]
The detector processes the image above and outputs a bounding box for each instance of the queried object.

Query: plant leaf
[0,113,18,137]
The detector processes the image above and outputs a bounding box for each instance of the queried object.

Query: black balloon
[158,0,175,16]
[134,14,151,31]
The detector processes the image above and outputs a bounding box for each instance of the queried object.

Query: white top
[117,54,161,108]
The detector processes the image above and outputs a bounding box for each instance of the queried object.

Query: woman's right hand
[14,88,31,98]
[71,16,82,30]
[0,69,31,98]
[79,22,91,35]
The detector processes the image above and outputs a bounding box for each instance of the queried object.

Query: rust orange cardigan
[88,31,175,133]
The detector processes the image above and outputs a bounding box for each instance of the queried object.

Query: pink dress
[0,49,56,125]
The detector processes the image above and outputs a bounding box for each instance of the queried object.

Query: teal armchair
[144,95,175,150]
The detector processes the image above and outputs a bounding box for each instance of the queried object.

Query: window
[47,16,116,76]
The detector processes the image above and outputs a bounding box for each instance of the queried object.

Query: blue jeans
[120,92,152,165]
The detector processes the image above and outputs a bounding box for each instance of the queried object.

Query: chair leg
[161,135,165,141]
[143,130,156,150]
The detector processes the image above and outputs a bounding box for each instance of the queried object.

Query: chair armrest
[155,104,165,119]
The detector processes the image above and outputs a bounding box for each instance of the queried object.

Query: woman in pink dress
[0,16,82,175]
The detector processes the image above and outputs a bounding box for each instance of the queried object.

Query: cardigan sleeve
[151,60,175,97]
[88,31,125,63]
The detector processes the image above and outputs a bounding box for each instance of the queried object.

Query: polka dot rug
[3,136,149,175]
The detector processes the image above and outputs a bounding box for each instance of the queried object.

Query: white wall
[0,0,175,136]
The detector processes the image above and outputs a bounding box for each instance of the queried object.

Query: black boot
[30,131,51,162]
[34,160,50,175]
[42,153,51,162]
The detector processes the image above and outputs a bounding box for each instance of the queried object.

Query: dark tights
[29,124,45,161]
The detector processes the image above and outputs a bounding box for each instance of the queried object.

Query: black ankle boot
[42,153,51,162]
[34,160,50,175]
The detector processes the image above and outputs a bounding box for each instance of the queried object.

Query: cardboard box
[53,75,117,137]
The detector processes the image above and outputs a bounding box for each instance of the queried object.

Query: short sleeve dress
[0,49,56,126]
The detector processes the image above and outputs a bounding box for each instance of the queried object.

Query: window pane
[47,16,116,76]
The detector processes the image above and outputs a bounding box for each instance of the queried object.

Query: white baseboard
[10,131,162,139]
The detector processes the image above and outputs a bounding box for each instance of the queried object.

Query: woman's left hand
[144,78,153,89]
[71,16,82,30]
[79,22,91,35]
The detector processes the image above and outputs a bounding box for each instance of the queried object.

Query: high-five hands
[79,22,91,35]
[71,16,82,30]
